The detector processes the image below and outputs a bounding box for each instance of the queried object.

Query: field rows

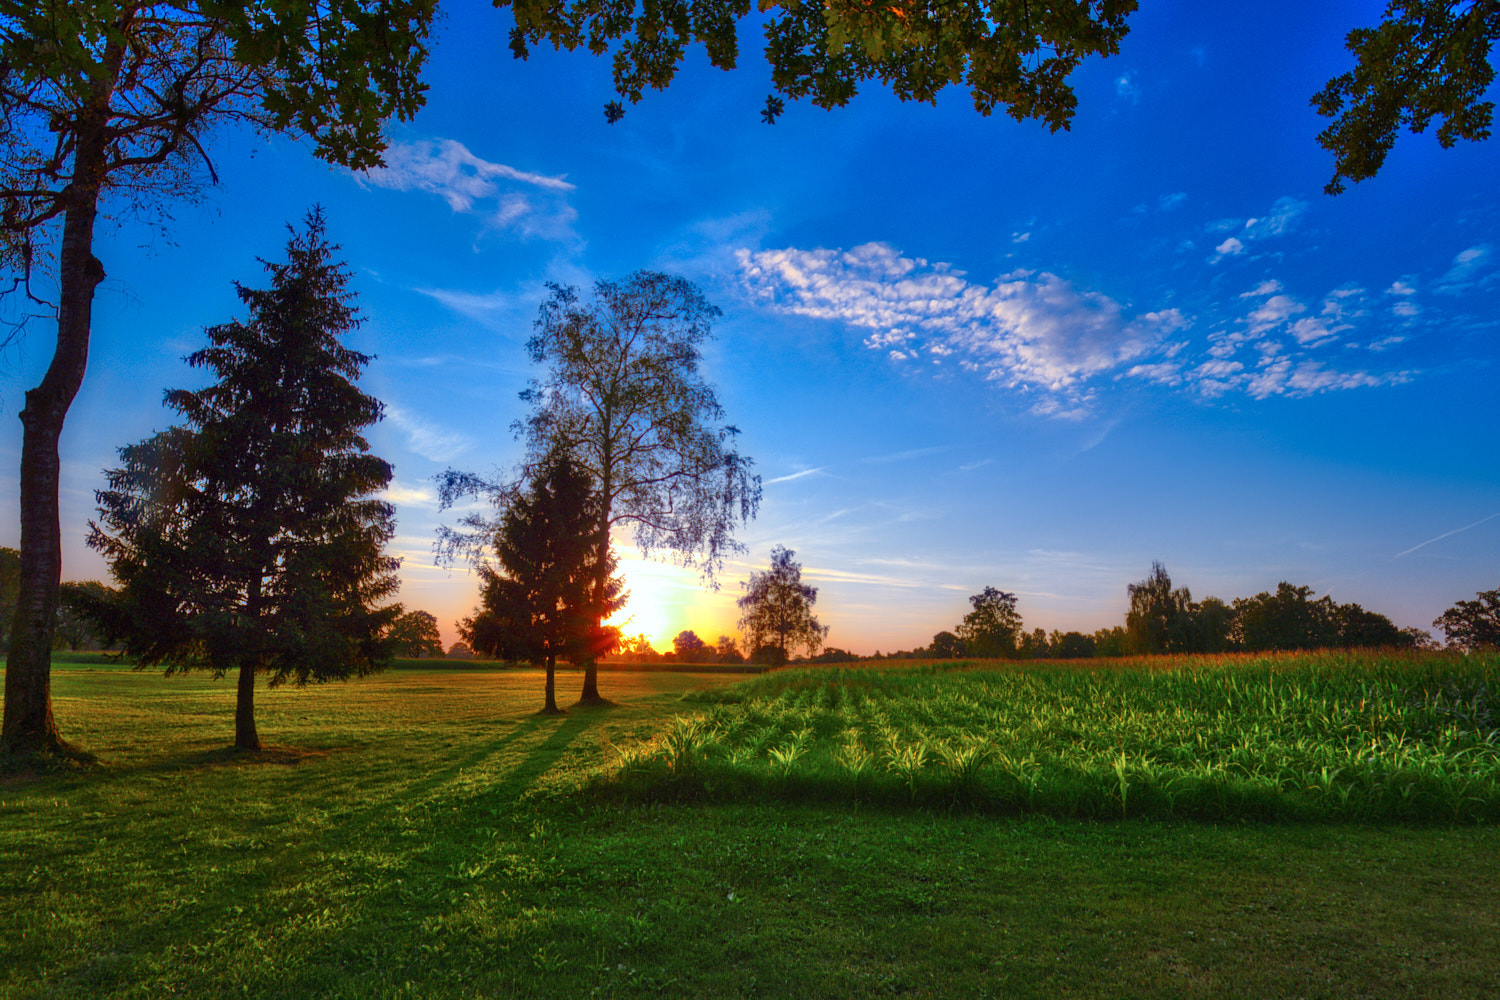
[593,651,1500,821]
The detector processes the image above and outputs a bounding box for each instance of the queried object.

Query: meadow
[2,652,1499,999]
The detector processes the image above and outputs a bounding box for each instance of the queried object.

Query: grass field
[3,653,1499,998]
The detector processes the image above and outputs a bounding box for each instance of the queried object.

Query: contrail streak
[1395,511,1500,559]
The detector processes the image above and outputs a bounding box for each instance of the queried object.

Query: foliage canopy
[736,545,828,666]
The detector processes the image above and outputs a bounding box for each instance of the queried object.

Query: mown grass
[591,650,1500,822]
[2,654,1499,999]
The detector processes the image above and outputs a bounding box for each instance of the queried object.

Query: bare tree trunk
[576,517,610,706]
[1,125,109,760]
[234,656,260,751]
[542,654,563,715]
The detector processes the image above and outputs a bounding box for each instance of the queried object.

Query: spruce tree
[459,454,623,714]
[88,210,400,750]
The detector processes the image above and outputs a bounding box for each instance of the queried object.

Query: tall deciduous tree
[439,272,760,705]
[955,586,1022,659]
[389,610,445,659]
[736,546,828,667]
[88,212,401,751]
[1433,587,1500,650]
[458,454,623,714]
[0,0,434,757]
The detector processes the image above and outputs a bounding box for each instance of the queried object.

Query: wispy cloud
[1436,244,1493,295]
[861,444,952,464]
[385,405,474,463]
[765,466,828,485]
[1395,511,1500,559]
[1207,196,1307,263]
[358,138,577,239]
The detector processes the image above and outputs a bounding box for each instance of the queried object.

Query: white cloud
[1436,244,1493,294]
[1245,294,1304,333]
[1115,73,1141,103]
[765,467,828,485]
[358,138,577,238]
[737,243,1189,407]
[1158,192,1188,212]
[384,405,474,463]
[1240,279,1282,298]
[1210,236,1244,263]
[1012,231,1031,243]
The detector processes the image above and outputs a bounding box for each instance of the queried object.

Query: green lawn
[3,659,1498,999]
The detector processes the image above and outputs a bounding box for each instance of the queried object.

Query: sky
[2,1,1497,655]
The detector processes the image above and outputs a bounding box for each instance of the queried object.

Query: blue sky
[2,1,1497,653]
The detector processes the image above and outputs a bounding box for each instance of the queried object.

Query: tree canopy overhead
[1313,0,1500,193]
[503,0,1139,127]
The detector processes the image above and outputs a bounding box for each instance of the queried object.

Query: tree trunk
[234,656,261,751]
[542,654,563,715]
[1,125,110,760]
[576,510,611,707]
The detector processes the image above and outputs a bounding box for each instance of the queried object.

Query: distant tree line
[915,563,1488,661]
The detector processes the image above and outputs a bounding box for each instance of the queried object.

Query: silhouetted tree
[1050,631,1097,659]
[1017,627,1052,660]
[955,587,1022,659]
[714,635,744,664]
[1125,562,1195,655]
[460,455,624,713]
[1433,587,1500,650]
[1,1,434,759]
[87,213,400,751]
[673,630,712,664]
[1335,603,1409,648]
[389,610,445,659]
[438,272,760,705]
[1232,583,1341,652]
[1093,626,1128,657]
[1190,596,1236,653]
[53,581,113,651]
[737,546,828,667]
[930,630,965,658]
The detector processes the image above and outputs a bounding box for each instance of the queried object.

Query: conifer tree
[460,454,624,714]
[88,210,400,750]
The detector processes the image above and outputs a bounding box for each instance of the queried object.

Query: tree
[439,272,760,705]
[1050,631,1097,659]
[1189,596,1235,654]
[1,1,434,758]
[1017,627,1052,660]
[1232,583,1342,652]
[736,546,828,667]
[459,455,623,713]
[1124,562,1194,655]
[53,581,113,651]
[505,0,1135,128]
[87,213,401,751]
[672,629,710,664]
[714,634,744,664]
[1433,587,1500,650]
[1335,603,1409,648]
[612,634,659,661]
[389,610,444,659]
[955,587,1022,659]
[930,630,965,658]
[1313,1,1500,193]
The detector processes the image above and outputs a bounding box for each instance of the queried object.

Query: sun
[604,552,738,653]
